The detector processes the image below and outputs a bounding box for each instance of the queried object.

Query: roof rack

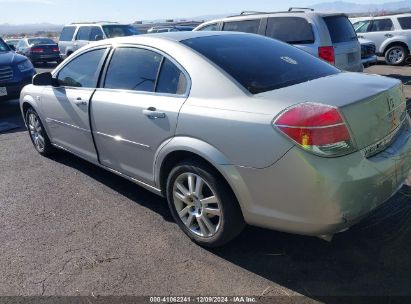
[230,9,310,17]
[288,7,314,12]
[70,21,119,25]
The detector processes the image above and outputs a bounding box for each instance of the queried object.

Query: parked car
[5,38,21,50]
[359,38,377,67]
[20,32,411,247]
[147,26,195,33]
[0,37,35,100]
[15,37,60,64]
[351,13,411,65]
[58,22,139,60]
[194,8,363,72]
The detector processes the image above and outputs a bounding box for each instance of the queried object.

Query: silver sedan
[20,32,411,247]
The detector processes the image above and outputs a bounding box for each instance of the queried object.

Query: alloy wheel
[173,173,222,238]
[28,113,45,152]
[387,48,405,65]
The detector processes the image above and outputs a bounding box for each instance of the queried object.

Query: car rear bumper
[228,120,411,237]
[28,53,60,62]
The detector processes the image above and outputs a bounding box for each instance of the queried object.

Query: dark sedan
[16,37,61,64]
[0,37,36,100]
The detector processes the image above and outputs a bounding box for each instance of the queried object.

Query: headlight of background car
[17,60,34,72]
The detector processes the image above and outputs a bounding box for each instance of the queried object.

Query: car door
[357,18,394,51]
[91,46,189,185]
[74,26,92,51]
[40,47,109,162]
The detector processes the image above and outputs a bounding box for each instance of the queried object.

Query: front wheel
[166,160,245,247]
[26,108,54,156]
[385,45,409,66]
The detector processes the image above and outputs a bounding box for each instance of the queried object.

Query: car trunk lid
[256,72,408,153]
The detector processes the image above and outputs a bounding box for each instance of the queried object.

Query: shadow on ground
[49,148,411,303]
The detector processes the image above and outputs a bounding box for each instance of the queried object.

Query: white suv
[352,13,411,65]
[195,8,363,72]
[58,22,139,60]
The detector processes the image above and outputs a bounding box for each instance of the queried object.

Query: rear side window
[323,16,357,43]
[59,26,76,42]
[57,48,106,87]
[398,17,411,29]
[223,20,260,34]
[76,26,91,41]
[156,58,188,95]
[369,19,394,32]
[182,34,339,94]
[266,17,314,44]
[104,48,162,92]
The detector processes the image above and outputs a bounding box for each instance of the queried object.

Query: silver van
[195,8,363,72]
[58,22,139,60]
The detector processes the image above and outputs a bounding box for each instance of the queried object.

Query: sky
[0,0,405,24]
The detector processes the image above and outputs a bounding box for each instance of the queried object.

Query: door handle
[143,107,166,119]
[357,35,364,39]
[385,34,393,38]
[74,97,87,106]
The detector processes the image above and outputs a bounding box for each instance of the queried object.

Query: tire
[25,107,55,156]
[385,45,409,66]
[166,160,245,247]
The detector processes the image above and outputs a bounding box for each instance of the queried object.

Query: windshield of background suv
[323,15,357,43]
[28,38,55,45]
[102,25,139,38]
[182,34,339,94]
[0,38,10,52]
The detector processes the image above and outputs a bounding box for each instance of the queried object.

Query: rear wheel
[385,45,409,65]
[166,160,245,247]
[26,108,54,156]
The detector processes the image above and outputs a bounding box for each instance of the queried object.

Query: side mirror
[8,44,16,51]
[33,72,57,86]
[95,35,103,41]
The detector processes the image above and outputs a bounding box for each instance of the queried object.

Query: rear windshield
[398,17,411,30]
[59,26,76,42]
[323,15,357,43]
[266,17,315,44]
[181,34,339,94]
[28,38,55,45]
[102,25,139,38]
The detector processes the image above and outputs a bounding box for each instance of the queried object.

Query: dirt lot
[0,62,410,303]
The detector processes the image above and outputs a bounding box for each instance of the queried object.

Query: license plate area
[0,87,7,97]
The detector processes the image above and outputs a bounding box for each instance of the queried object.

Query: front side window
[398,17,411,29]
[369,19,394,32]
[90,27,104,41]
[76,26,92,41]
[353,20,371,33]
[104,48,162,92]
[182,34,339,94]
[223,20,260,34]
[57,48,106,87]
[59,26,76,42]
[266,17,314,44]
[102,25,139,38]
[197,23,220,31]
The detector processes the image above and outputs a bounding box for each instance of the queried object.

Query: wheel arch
[21,95,39,126]
[155,137,251,213]
[382,40,410,55]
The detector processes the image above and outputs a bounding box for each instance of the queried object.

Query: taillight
[318,46,335,65]
[30,47,44,53]
[52,47,59,52]
[274,103,356,157]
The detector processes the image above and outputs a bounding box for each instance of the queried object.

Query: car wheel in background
[26,108,54,156]
[166,160,245,247]
[385,45,409,66]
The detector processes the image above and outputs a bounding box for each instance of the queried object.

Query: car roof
[352,13,411,20]
[65,22,129,26]
[94,31,245,46]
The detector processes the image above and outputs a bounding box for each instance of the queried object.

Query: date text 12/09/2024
[150,296,258,303]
